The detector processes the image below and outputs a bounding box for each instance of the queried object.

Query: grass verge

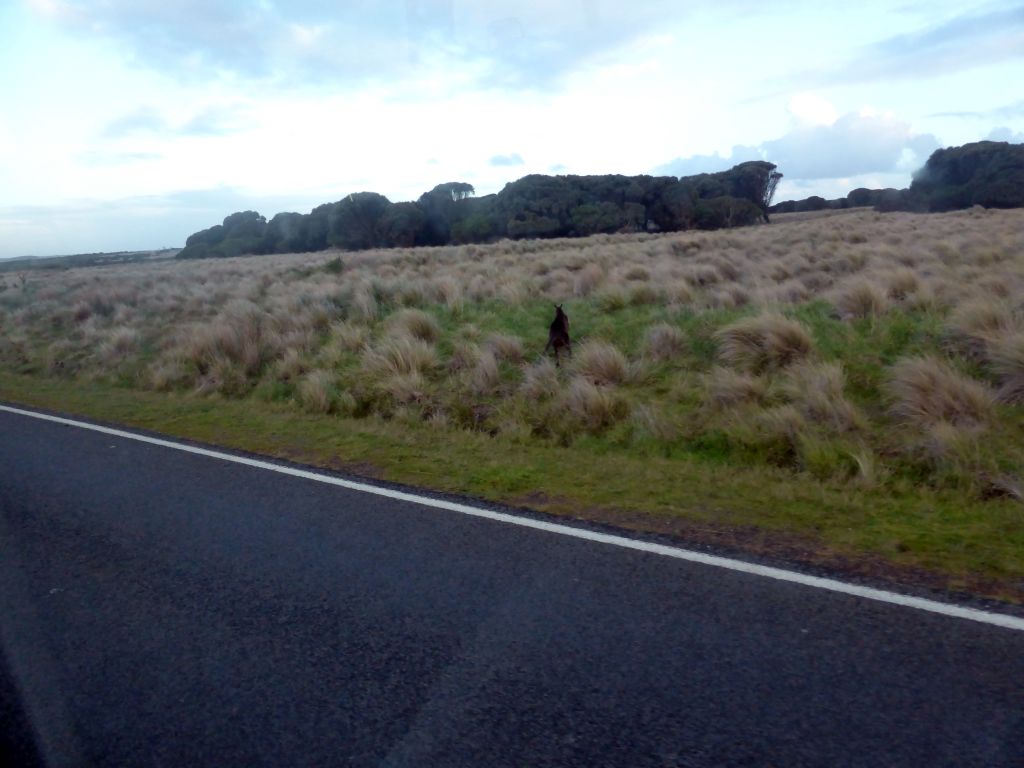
[3,370,1022,603]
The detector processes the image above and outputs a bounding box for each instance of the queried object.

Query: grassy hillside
[2,207,1022,599]
[0,248,179,273]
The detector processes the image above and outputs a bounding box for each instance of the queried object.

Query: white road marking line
[3,402,1023,632]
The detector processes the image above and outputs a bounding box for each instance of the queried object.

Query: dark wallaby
[544,304,572,366]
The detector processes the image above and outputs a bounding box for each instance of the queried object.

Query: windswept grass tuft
[833,278,888,320]
[298,370,338,413]
[987,331,1024,404]
[781,361,864,433]
[715,313,814,373]
[520,359,560,401]
[180,299,281,385]
[467,349,501,395]
[574,340,629,385]
[387,308,441,343]
[702,366,767,410]
[885,356,994,428]
[485,333,525,363]
[643,323,686,362]
[946,300,1020,360]
[559,376,630,434]
[362,336,438,377]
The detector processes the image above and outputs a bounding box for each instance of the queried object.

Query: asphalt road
[1,406,1022,767]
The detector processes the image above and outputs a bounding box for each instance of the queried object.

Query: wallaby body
[544,304,572,366]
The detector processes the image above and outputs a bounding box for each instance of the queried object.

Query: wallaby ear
[555,303,562,309]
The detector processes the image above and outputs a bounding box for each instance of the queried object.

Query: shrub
[885,356,994,427]
[715,313,814,373]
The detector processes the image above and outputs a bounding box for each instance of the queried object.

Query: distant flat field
[2,207,1023,601]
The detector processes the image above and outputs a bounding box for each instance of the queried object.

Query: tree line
[177,161,782,259]
[771,140,1024,215]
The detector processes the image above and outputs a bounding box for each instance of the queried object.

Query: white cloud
[988,126,1024,143]
[775,172,910,201]
[652,147,764,177]
[489,153,525,167]
[800,5,1024,85]
[761,111,938,179]
[787,93,838,126]
[654,108,939,184]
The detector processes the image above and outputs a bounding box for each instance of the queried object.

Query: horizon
[0,139,1010,262]
[1,1,1022,259]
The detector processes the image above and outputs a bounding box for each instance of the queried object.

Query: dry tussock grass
[946,300,1022,360]
[298,370,337,413]
[485,333,525,363]
[559,376,629,433]
[832,279,888,319]
[715,313,814,373]
[3,207,1023,493]
[702,367,767,410]
[885,356,994,428]
[5,208,1022,360]
[520,359,560,401]
[574,340,629,385]
[387,308,440,343]
[988,331,1024,404]
[781,361,863,433]
[181,299,281,381]
[380,371,429,406]
[644,323,686,362]
[361,336,438,378]
[467,350,501,395]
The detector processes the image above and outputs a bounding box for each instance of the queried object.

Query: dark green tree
[329,192,392,251]
[416,182,476,245]
[263,212,309,253]
[380,202,425,248]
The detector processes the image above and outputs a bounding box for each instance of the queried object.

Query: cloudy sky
[1,0,1022,258]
